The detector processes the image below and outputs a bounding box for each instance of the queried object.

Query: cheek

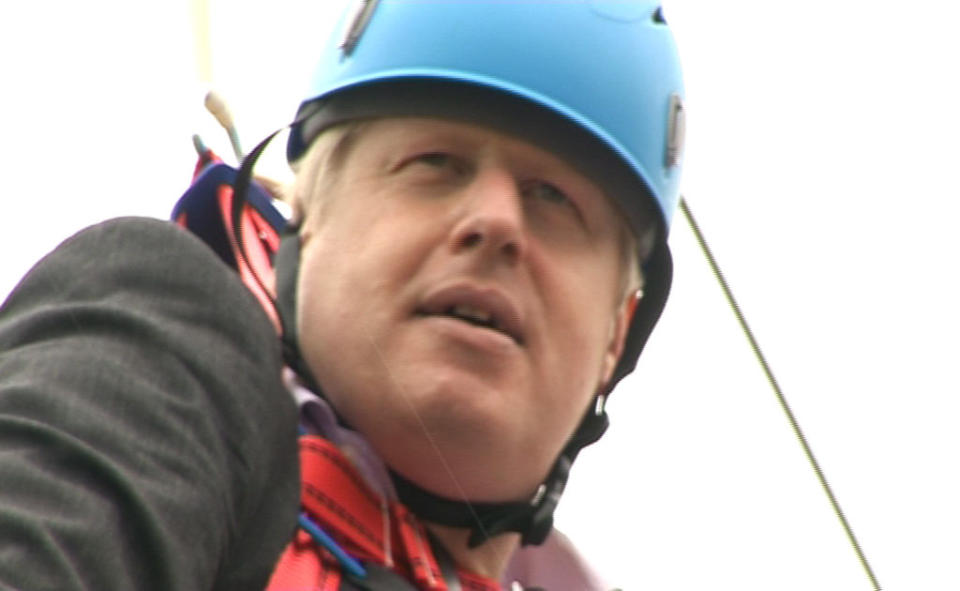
[543,248,622,344]
[296,243,342,380]
[293,214,441,402]
[295,230,376,398]
[536,248,623,397]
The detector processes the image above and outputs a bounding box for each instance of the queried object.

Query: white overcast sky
[2,1,959,589]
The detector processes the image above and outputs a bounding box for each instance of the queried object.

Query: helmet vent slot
[653,6,667,24]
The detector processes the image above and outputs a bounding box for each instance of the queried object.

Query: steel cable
[679,197,881,591]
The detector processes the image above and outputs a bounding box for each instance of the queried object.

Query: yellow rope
[191,0,212,84]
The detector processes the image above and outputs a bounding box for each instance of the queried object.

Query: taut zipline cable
[679,197,881,591]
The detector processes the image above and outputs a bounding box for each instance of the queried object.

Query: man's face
[296,118,632,502]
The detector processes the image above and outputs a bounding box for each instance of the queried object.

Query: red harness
[266,437,500,591]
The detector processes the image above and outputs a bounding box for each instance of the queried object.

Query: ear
[287,189,306,229]
[599,290,640,387]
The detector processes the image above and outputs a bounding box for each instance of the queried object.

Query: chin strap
[390,394,609,548]
[390,456,571,549]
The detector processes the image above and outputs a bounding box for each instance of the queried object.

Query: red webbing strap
[393,503,444,589]
[267,529,342,591]
[192,148,221,181]
[298,438,388,564]
[216,186,281,332]
[267,437,500,591]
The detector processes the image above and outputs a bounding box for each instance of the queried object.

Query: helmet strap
[390,455,571,548]
[392,397,608,548]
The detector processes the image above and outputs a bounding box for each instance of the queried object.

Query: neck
[425,523,520,580]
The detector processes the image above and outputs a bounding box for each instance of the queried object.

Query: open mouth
[417,287,524,346]
[443,304,503,332]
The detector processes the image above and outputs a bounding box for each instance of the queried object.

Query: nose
[447,166,527,265]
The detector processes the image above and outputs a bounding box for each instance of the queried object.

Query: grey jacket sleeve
[0,218,299,590]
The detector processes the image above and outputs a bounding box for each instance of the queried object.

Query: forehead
[311,116,635,243]
[343,118,619,211]
[295,81,661,247]
[299,115,642,261]
[351,117,593,174]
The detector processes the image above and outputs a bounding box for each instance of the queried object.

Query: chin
[386,446,543,504]
[410,367,515,432]
[375,371,538,501]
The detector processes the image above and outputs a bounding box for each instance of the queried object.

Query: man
[0,1,684,589]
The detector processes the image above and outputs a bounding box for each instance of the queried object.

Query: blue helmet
[284,0,686,545]
[289,0,684,227]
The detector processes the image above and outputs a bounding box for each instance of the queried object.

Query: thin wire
[359,322,493,544]
[679,197,881,591]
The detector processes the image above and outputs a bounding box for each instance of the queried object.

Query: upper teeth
[450,305,493,325]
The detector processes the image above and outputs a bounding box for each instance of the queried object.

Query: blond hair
[286,121,370,225]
